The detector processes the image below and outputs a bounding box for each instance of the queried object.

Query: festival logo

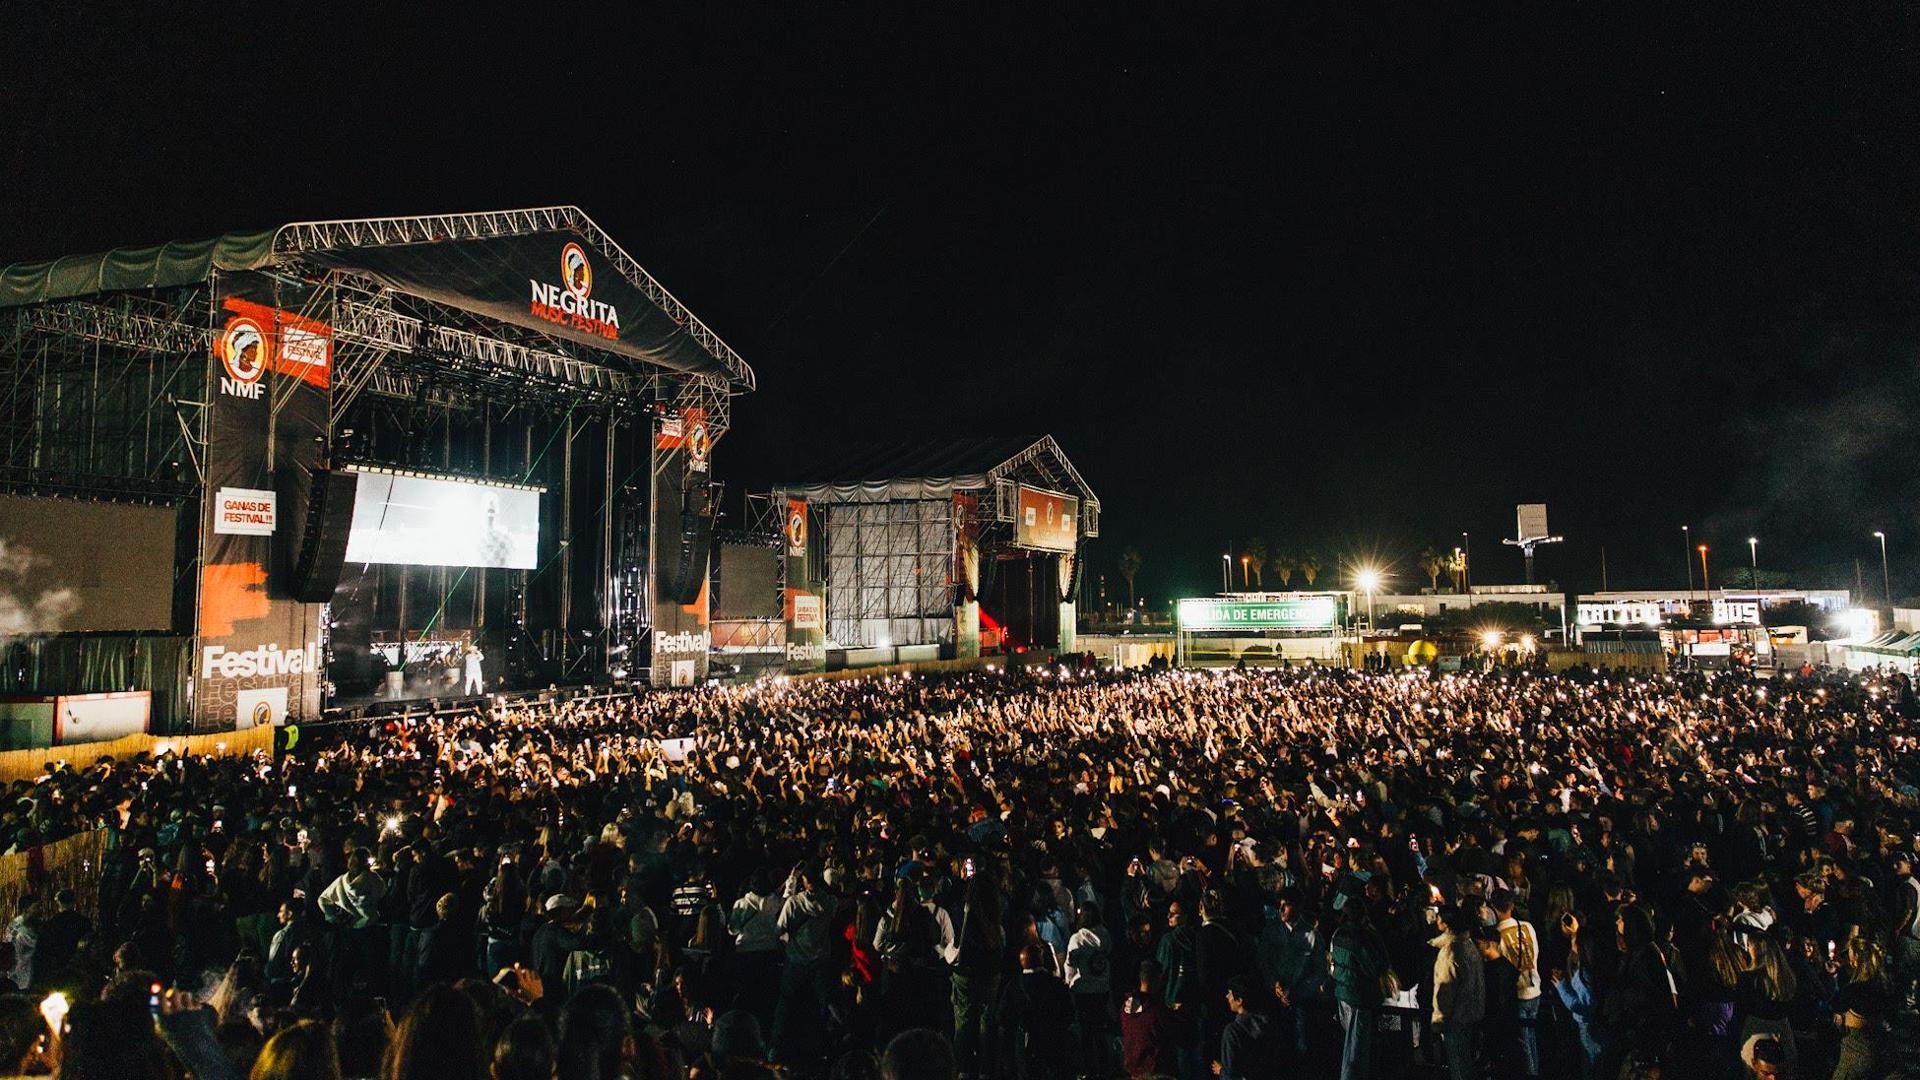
[217,316,269,399]
[530,240,620,341]
[786,501,808,556]
[687,418,712,471]
[562,241,592,301]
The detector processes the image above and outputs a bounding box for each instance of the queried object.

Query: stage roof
[774,435,1100,534]
[0,207,751,389]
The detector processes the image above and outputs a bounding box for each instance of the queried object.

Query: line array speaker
[290,469,358,603]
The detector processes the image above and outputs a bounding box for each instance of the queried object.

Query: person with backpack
[995,943,1074,1079]
[1330,903,1388,1080]
[1491,888,1542,1078]
[1064,901,1114,1079]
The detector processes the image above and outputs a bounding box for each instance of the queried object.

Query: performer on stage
[464,645,486,695]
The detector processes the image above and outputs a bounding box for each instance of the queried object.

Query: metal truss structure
[777,436,1100,650]
[0,288,209,498]
[1,207,753,503]
[272,206,751,435]
[982,435,1102,540]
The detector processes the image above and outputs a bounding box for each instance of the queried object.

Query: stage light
[1519,635,1535,651]
[1356,569,1381,593]
[1480,630,1502,649]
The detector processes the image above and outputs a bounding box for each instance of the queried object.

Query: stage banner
[953,493,981,659]
[195,271,331,731]
[304,231,721,380]
[783,498,824,673]
[649,412,711,686]
[1015,485,1078,552]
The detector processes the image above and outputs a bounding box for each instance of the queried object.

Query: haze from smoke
[0,538,79,636]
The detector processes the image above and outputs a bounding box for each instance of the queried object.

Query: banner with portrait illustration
[783,498,824,673]
[194,270,331,731]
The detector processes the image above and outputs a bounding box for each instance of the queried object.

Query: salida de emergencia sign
[1177,596,1343,632]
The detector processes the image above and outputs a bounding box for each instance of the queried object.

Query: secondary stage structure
[0,207,753,735]
[772,436,1099,669]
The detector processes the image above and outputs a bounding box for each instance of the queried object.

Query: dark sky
[5,7,1919,605]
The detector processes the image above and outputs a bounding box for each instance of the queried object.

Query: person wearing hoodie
[729,866,784,1033]
[773,859,839,1065]
[317,848,386,1000]
[1063,902,1114,1079]
[1217,974,1283,1079]
[1431,905,1486,1080]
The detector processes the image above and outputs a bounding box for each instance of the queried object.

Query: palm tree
[1270,551,1297,588]
[1117,546,1142,608]
[1245,538,1268,589]
[1297,551,1322,587]
[1445,550,1465,592]
[1420,546,1445,593]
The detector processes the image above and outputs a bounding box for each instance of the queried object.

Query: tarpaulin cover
[1,224,727,380]
[0,233,275,307]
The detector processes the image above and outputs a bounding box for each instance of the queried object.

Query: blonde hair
[1845,937,1889,990]
[249,1020,341,1080]
[1743,936,1797,1003]
[1706,931,1743,996]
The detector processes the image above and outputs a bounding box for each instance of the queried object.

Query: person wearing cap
[528,894,582,993]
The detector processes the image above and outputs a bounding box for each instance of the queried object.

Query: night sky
[5,7,1919,606]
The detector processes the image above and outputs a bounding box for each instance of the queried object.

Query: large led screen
[344,473,539,569]
[0,494,176,634]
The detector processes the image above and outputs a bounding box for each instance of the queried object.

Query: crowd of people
[0,660,1914,1080]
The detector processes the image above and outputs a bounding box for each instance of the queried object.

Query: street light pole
[1698,545,1711,602]
[1241,556,1251,591]
[1461,532,1470,593]
[1875,530,1891,606]
[1683,525,1693,601]
[1221,552,1229,594]
[1747,537,1758,590]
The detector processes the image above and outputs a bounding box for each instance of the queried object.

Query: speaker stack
[290,468,358,603]
[667,483,715,604]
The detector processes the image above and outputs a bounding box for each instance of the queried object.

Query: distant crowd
[0,661,1916,1080]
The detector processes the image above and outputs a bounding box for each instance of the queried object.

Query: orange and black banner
[195,271,332,731]
[783,498,824,673]
[648,413,713,687]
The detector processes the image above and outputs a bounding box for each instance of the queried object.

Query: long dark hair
[556,983,632,1080]
[383,984,487,1080]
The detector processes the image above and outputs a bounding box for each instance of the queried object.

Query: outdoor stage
[0,207,753,737]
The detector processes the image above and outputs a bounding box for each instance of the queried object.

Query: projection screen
[343,472,539,569]
[0,494,177,634]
